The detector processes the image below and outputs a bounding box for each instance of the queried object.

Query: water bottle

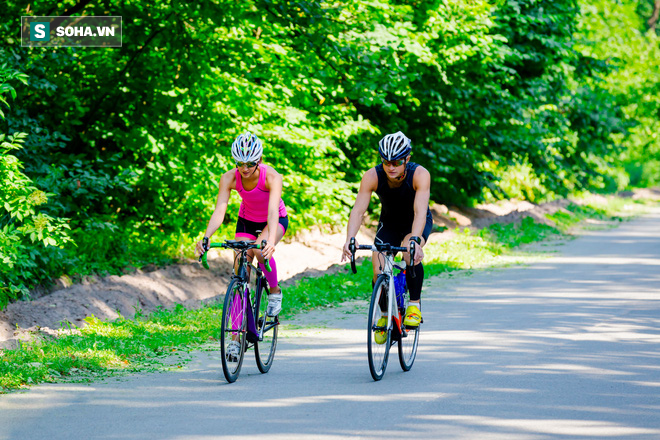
[394,269,406,309]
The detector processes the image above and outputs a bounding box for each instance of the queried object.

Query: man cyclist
[341,131,432,334]
[196,132,288,320]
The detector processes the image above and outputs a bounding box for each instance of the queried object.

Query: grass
[1,195,655,393]
[0,306,222,391]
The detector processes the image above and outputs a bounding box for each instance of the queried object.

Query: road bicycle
[349,237,420,381]
[201,239,278,383]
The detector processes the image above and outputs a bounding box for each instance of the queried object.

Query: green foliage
[0,132,73,307]
[575,0,660,188]
[481,160,549,202]
[0,62,74,308]
[0,0,658,299]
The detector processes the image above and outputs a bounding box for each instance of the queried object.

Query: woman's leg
[255,220,286,294]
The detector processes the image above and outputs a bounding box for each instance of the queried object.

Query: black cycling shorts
[375,212,433,247]
[235,216,289,239]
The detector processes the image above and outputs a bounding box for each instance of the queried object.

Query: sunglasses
[236,161,258,168]
[381,158,406,167]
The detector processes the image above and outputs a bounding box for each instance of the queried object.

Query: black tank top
[375,162,431,228]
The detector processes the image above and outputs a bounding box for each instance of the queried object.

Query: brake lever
[198,236,209,263]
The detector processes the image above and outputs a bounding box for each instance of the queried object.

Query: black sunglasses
[381,158,406,167]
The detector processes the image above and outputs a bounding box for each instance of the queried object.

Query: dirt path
[2,191,657,349]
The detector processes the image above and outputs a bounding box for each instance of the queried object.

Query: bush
[0,64,75,308]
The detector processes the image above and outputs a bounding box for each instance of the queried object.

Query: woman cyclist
[341,131,432,331]
[196,132,288,318]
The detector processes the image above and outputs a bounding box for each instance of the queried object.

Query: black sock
[406,263,424,302]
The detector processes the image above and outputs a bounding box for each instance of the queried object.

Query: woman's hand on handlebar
[195,237,209,259]
[261,240,276,260]
[341,238,357,262]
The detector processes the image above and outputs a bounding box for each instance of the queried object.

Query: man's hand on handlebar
[407,239,424,265]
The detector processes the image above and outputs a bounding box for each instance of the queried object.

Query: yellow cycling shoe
[374,316,388,344]
[403,305,422,327]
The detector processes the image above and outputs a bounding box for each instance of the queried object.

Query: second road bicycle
[349,237,421,381]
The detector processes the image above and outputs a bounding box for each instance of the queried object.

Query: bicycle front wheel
[367,275,391,381]
[254,278,278,373]
[220,279,247,383]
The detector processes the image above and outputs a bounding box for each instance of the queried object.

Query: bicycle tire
[397,290,420,371]
[367,274,391,381]
[254,277,278,373]
[220,279,247,383]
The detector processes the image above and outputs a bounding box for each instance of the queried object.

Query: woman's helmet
[378,131,412,160]
[231,132,263,162]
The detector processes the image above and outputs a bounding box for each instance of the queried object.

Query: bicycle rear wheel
[220,279,247,383]
[254,277,278,373]
[368,275,391,381]
[398,294,420,371]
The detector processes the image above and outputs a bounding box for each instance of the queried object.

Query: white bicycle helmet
[378,131,412,160]
[231,132,263,162]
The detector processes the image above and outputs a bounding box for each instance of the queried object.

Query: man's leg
[402,232,426,326]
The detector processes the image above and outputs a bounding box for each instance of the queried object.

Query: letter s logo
[35,24,45,39]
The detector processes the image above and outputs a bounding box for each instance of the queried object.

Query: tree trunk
[648,0,660,33]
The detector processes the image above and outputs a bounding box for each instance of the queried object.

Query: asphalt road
[2,207,660,440]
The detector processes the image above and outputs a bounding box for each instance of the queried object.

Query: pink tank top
[235,164,287,222]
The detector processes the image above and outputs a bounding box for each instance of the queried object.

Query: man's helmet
[231,132,263,162]
[378,131,412,160]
